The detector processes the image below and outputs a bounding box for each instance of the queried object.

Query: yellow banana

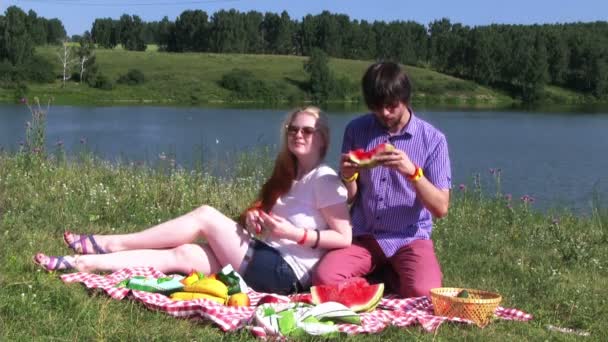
[170,292,226,304]
[183,278,229,299]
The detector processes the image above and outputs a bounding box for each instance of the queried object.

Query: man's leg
[312,236,382,285]
[389,239,442,298]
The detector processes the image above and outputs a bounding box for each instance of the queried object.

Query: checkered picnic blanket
[60,267,532,338]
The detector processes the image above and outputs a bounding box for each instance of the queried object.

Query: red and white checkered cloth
[60,267,532,338]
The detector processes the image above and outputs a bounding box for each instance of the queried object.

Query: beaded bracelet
[312,229,320,249]
[408,166,424,182]
[341,172,359,183]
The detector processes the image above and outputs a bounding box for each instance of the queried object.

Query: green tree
[173,10,208,52]
[520,33,549,102]
[26,10,47,45]
[209,9,246,53]
[466,27,499,85]
[92,18,118,48]
[0,6,34,65]
[262,11,294,55]
[298,14,319,56]
[46,18,66,44]
[303,48,341,103]
[244,11,264,53]
[545,28,570,85]
[119,14,146,51]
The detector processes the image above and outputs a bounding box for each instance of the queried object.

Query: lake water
[1,104,607,213]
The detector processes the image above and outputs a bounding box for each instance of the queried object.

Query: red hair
[240,106,329,223]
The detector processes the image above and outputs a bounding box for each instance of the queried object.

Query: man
[312,61,451,297]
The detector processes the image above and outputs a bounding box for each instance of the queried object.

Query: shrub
[89,73,114,90]
[0,60,16,85]
[21,55,56,83]
[13,83,28,103]
[117,69,145,85]
[219,69,287,102]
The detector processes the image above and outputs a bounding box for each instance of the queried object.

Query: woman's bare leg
[35,243,221,274]
[66,205,251,271]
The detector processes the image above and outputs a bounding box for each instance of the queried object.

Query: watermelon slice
[348,143,395,168]
[310,278,384,313]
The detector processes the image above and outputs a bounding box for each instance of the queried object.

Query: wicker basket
[430,287,502,327]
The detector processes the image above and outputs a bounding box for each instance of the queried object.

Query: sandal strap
[87,234,107,254]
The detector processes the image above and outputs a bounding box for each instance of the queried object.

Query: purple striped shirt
[342,112,452,257]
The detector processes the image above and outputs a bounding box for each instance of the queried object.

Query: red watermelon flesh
[348,143,395,167]
[310,278,384,312]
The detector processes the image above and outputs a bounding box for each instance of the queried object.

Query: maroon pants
[312,235,442,298]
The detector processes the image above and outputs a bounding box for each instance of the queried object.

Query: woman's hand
[244,209,262,235]
[258,211,297,240]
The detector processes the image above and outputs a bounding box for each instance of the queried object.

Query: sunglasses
[286,124,317,136]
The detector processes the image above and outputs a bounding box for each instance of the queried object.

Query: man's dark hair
[362,61,412,110]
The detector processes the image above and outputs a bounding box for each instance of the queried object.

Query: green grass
[1,148,606,340]
[0,46,515,108]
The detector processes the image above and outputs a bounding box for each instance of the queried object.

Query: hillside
[2,46,515,107]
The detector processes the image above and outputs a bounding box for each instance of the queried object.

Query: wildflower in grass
[56,139,64,147]
[80,137,87,144]
[458,184,466,191]
[20,97,27,104]
[159,152,166,160]
[505,194,512,202]
[489,168,496,174]
[520,195,535,204]
[551,216,560,225]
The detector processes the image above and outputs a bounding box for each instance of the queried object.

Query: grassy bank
[0,150,606,340]
[0,46,515,108]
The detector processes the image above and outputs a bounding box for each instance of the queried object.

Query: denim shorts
[240,240,303,295]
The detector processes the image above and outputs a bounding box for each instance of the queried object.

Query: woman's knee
[191,205,220,231]
[192,205,218,220]
[172,244,204,265]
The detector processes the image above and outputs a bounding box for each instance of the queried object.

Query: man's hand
[374,148,417,177]
[340,153,360,179]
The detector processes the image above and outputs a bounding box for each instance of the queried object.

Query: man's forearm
[412,177,450,218]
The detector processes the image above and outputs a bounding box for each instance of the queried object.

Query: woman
[34,106,352,295]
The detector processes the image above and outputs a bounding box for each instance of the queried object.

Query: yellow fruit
[183,278,229,299]
[181,271,202,286]
[227,292,250,307]
[170,292,226,304]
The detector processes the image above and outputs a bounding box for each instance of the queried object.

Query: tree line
[2,5,607,103]
[90,10,608,102]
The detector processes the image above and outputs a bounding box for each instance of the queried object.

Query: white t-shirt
[261,164,348,287]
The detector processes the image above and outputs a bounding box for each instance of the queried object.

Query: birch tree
[57,41,76,87]
[76,34,96,83]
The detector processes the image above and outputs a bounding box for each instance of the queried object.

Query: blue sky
[3,0,608,36]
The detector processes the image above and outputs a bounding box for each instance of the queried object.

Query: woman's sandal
[63,231,107,254]
[33,253,76,272]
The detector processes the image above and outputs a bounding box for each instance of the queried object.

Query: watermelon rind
[348,143,395,168]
